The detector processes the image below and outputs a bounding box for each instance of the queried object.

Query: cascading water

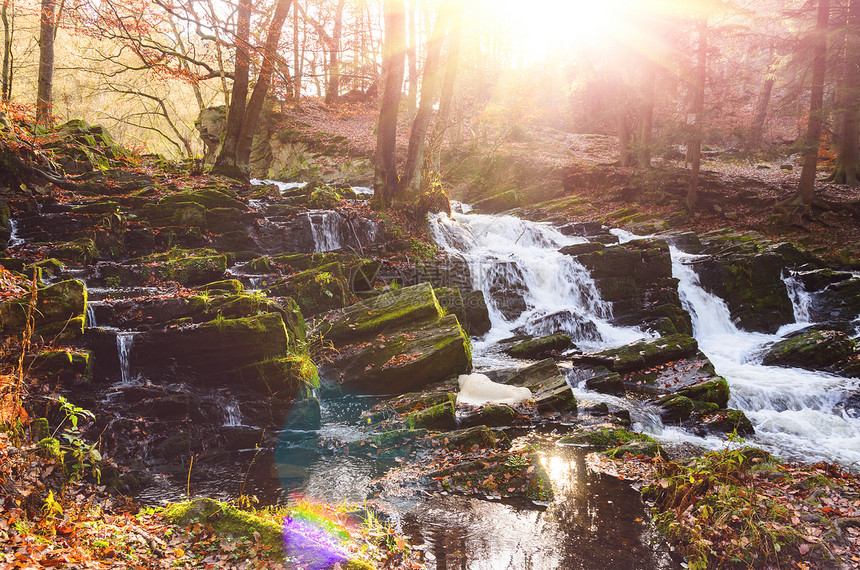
[85,303,97,328]
[223,396,244,427]
[7,218,24,248]
[782,272,812,324]
[430,209,649,354]
[116,332,136,385]
[307,211,344,252]
[671,247,860,466]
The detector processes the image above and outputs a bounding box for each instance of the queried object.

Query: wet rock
[503,358,565,388]
[558,427,663,459]
[0,279,86,342]
[458,404,519,428]
[25,349,92,386]
[325,314,471,395]
[672,377,730,409]
[54,237,98,264]
[427,452,553,502]
[196,279,245,295]
[658,395,694,422]
[556,221,606,237]
[811,278,860,323]
[577,366,624,395]
[428,425,503,451]
[701,409,754,435]
[406,400,457,431]
[472,190,520,214]
[505,333,573,360]
[762,330,857,372]
[265,262,351,316]
[796,268,854,292]
[433,287,491,337]
[695,251,793,333]
[484,261,528,320]
[96,253,228,287]
[570,239,691,335]
[559,242,605,256]
[582,334,699,374]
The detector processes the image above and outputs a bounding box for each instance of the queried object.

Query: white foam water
[671,247,860,466]
[430,208,649,351]
[116,332,137,385]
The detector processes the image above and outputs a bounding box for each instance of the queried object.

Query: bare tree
[36,0,56,126]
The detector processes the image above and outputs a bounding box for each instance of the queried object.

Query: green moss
[196,279,245,295]
[559,427,661,459]
[506,333,573,359]
[54,238,98,264]
[675,377,730,408]
[163,499,282,551]
[405,400,457,431]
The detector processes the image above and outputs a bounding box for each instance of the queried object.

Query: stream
[11,183,859,569]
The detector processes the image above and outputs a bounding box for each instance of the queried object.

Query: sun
[475,0,664,66]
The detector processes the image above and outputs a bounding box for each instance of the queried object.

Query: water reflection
[403,437,677,570]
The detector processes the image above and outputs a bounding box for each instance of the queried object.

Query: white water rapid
[671,248,860,467]
[429,209,650,358]
[431,206,860,468]
[116,332,136,385]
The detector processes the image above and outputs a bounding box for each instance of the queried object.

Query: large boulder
[566,239,691,336]
[265,262,351,316]
[318,283,472,394]
[695,252,794,333]
[582,334,699,374]
[0,279,86,342]
[762,330,857,372]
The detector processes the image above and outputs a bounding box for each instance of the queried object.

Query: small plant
[50,395,101,482]
[104,276,121,288]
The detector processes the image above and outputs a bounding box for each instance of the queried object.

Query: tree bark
[211,0,251,179]
[372,0,406,210]
[636,61,656,169]
[401,1,452,197]
[428,0,463,171]
[235,0,293,173]
[797,0,830,205]
[687,18,708,211]
[828,0,860,185]
[748,47,775,152]
[36,0,56,128]
[2,1,12,102]
[293,0,301,99]
[325,0,345,104]
[406,0,418,116]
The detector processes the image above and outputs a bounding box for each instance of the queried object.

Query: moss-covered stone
[196,279,245,295]
[588,334,699,374]
[158,188,245,211]
[318,282,442,346]
[26,349,92,386]
[163,498,282,550]
[98,254,228,287]
[265,262,350,316]
[54,238,98,264]
[559,427,663,458]
[428,425,500,451]
[506,333,573,360]
[405,400,457,431]
[141,201,207,228]
[673,377,731,409]
[702,409,754,435]
[762,330,857,371]
[472,190,521,213]
[0,279,86,342]
[658,395,694,422]
[235,354,319,399]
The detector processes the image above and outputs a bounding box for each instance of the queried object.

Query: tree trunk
[36,0,56,128]
[406,0,418,117]
[636,61,656,169]
[687,18,708,211]
[211,0,251,179]
[618,110,631,167]
[828,0,860,185]
[293,0,301,99]
[2,1,12,102]
[748,48,775,152]
[428,0,463,171]
[371,0,407,210]
[401,2,452,197]
[234,0,293,174]
[797,0,830,205]
[325,0,345,105]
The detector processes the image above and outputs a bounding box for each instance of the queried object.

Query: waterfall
[116,332,136,385]
[7,219,23,247]
[430,209,648,351]
[223,396,243,427]
[86,303,97,328]
[251,179,308,194]
[782,272,812,325]
[671,246,860,466]
[307,211,344,252]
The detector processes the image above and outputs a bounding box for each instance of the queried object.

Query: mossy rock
[428,452,553,502]
[99,254,228,287]
[140,201,207,228]
[534,384,578,413]
[158,188,244,211]
[163,498,282,551]
[0,279,86,342]
[71,200,121,215]
[472,190,521,214]
[196,279,245,295]
[330,314,471,394]
[672,377,731,408]
[658,395,694,422]
[428,425,499,451]
[702,409,754,435]
[317,282,442,346]
[54,238,98,264]
[559,427,662,458]
[762,330,857,371]
[405,400,457,431]
[265,262,350,316]
[26,349,92,386]
[587,334,699,374]
[236,354,319,399]
[506,333,573,360]
[582,367,624,395]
